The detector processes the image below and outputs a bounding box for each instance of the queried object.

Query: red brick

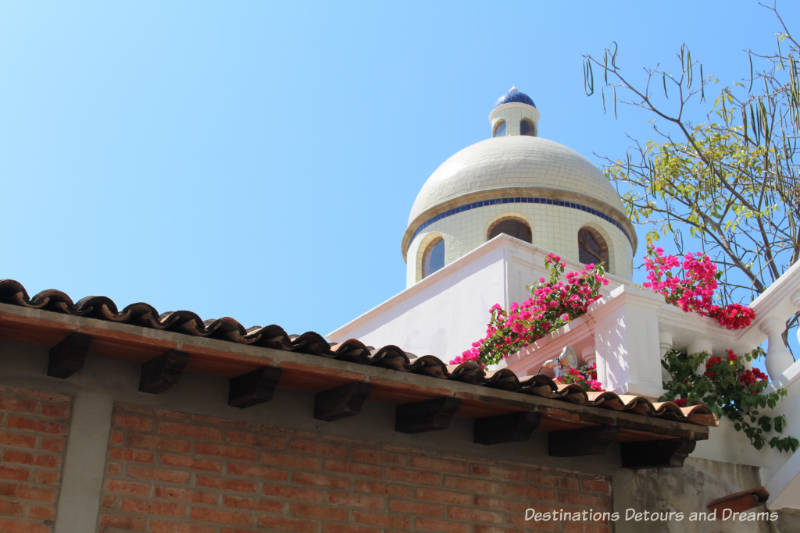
[161,453,222,472]
[34,470,59,485]
[410,456,468,474]
[352,480,414,498]
[2,449,33,464]
[0,482,57,502]
[415,517,472,533]
[196,443,258,461]
[0,500,24,516]
[150,522,215,533]
[257,515,316,533]
[191,507,252,526]
[263,484,324,502]
[27,506,54,521]
[556,477,581,491]
[559,492,610,508]
[327,491,385,509]
[0,466,29,482]
[127,433,191,453]
[121,497,186,517]
[110,429,124,444]
[223,494,284,513]
[475,527,526,533]
[323,524,380,533]
[106,462,122,475]
[0,432,36,448]
[389,498,444,516]
[155,409,187,420]
[503,484,557,501]
[190,414,248,428]
[98,514,147,531]
[101,494,115,509]
[0,520,49,533]
[226,463,287,480]
[289,439,347,458]
[108,447,155,463]
[382,444,418,455]
[0,398,37,413]
[155,486,218,505]
[105,479,150,497]
[444,476,500,494]
[351,447,407,466]
[293,471,349,489]
[475,496,529,515]
[387,467,441,486]
[197,475,258,493]
[416,487,474,505]
[158,422,222,441]
[581,478,610,494]
[288,503,348,522]
[34,453,60,468]
[325,459,381,478]
[128,465,191,484]
[6,415,67,435]
[40,403,69,418]
[564,524,612,533]
[352,510,412,529]
[261,452,321,471]
[470,464,526,482]
[39,437,66,452]
[449,506,505,524]
[112,413,154,431]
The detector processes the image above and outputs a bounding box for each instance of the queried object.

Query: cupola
[489,86,540,137]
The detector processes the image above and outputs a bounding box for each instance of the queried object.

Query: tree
[582,2,800,349]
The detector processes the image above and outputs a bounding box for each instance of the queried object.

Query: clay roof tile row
[0,279,715,427]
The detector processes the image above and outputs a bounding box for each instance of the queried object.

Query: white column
[762,321,794,384]
[54,391,113,533]
[592,286,665,397]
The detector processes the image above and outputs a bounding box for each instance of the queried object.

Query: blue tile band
[409,197,634,248]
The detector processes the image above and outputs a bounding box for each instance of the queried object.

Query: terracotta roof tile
[0,278,715,428]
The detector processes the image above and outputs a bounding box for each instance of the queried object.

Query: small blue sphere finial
[494,86,536,108]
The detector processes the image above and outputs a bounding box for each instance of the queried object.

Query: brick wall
[0,385,72,533]
[100,404,612,533]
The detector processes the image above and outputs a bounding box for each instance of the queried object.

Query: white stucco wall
[333,235,625,363]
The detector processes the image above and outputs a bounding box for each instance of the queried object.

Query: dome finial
[494,87,535,108]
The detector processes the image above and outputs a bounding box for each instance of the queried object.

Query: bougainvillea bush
[458,247,792,451]
[660,347,798,452]
[450,253,608,369]
[555,362,603,392]
[643,246,755,329]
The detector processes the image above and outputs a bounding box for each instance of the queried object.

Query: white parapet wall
[329,235,624,362]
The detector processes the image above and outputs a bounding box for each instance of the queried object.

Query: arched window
[422,238,445,278]
[578,227,609,269]
[520,119,535,136]
[493,120,506,137]
[488,218,532,243]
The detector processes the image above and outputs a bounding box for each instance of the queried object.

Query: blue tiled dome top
[494,86,535,108]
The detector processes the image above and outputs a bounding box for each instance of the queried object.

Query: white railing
[749,259,800,385]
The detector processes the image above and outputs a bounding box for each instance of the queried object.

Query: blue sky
[2,1,798,341]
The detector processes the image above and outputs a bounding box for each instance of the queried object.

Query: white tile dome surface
[408,136,625,225]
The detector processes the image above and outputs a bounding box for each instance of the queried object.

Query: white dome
[408,136,625,225]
